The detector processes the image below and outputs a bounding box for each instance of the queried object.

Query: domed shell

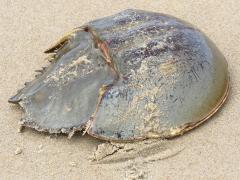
[9,9,229,141]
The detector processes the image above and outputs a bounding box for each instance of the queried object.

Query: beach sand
[1,0,240,179]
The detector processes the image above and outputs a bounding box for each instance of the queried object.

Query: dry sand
[1,0,240,179]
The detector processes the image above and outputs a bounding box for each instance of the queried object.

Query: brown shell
[9,9,229,141]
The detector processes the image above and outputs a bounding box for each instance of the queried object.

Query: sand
[1,0,240,179]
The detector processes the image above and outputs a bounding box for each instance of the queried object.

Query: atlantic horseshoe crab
[9,9,229,141]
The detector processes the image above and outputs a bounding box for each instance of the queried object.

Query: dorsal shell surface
[9,9,229,141]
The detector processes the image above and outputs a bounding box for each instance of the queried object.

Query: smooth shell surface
[9,9,229,141]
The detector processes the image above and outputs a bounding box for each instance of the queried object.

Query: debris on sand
[14,147,22,155]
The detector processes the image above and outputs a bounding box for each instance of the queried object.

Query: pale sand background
[1,0,240,179]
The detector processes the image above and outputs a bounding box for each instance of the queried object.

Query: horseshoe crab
[9,9,229,141]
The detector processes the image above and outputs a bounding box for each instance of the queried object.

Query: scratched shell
[9,9,229,141]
